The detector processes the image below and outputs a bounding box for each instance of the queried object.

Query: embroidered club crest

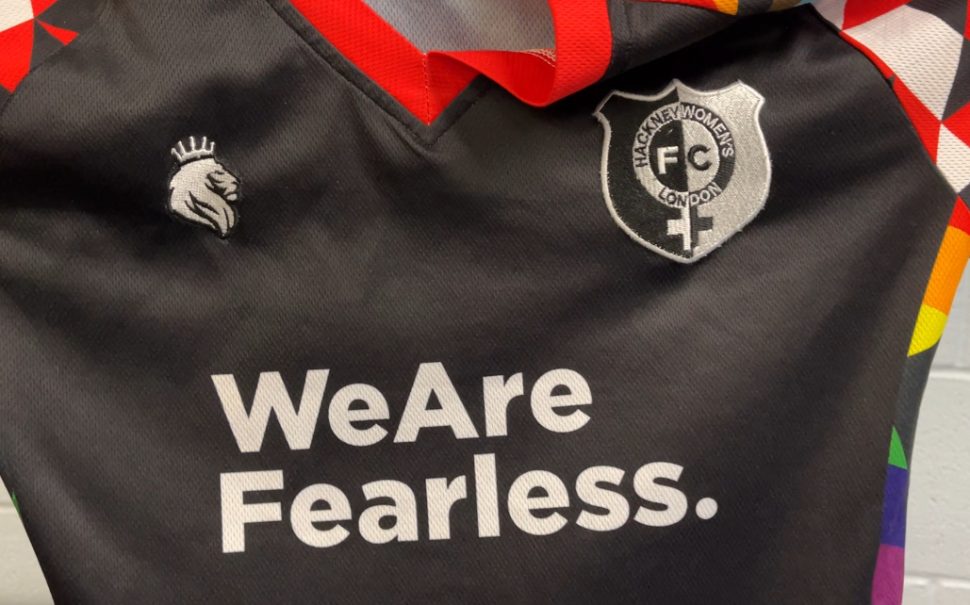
[168,136,241,238]
[594,80,770,263]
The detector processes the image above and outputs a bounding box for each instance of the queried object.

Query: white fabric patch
[846,5,962,118]
[937,126,970,193]
[0,0,33,32]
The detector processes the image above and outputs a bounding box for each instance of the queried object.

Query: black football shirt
[0,1,968,603]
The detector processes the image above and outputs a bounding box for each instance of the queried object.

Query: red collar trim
[287,0,612,124]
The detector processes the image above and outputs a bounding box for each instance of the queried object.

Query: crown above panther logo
[171,136,217,165]
[167,135,241,238]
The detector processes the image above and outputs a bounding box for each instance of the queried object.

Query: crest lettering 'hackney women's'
[595,81,770,262]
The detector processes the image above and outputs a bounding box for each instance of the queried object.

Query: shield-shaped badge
[594,80,770,263]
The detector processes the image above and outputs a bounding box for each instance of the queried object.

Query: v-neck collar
[264,0,613,131]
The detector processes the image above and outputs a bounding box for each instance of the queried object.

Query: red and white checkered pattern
[0,0,36,32]
[815,0,970,199]
[0,0,78,96]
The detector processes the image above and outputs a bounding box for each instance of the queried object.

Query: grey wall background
[1,276,968,603]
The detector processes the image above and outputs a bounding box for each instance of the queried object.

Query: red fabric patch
[842,0,909,30]
[892,79,942,160]
[944,102,970,148]
[31,0,58,18]
[951,198,970,235]
[38,20,77,45]
[0,20,34,93]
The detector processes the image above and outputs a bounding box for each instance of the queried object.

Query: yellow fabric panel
[908,304,949,357]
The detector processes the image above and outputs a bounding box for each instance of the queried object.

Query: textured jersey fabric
[0,1,968,604]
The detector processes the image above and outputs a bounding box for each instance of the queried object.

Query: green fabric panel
[889,427,909,470]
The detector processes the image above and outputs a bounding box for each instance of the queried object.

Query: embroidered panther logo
[168,136,240,238]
